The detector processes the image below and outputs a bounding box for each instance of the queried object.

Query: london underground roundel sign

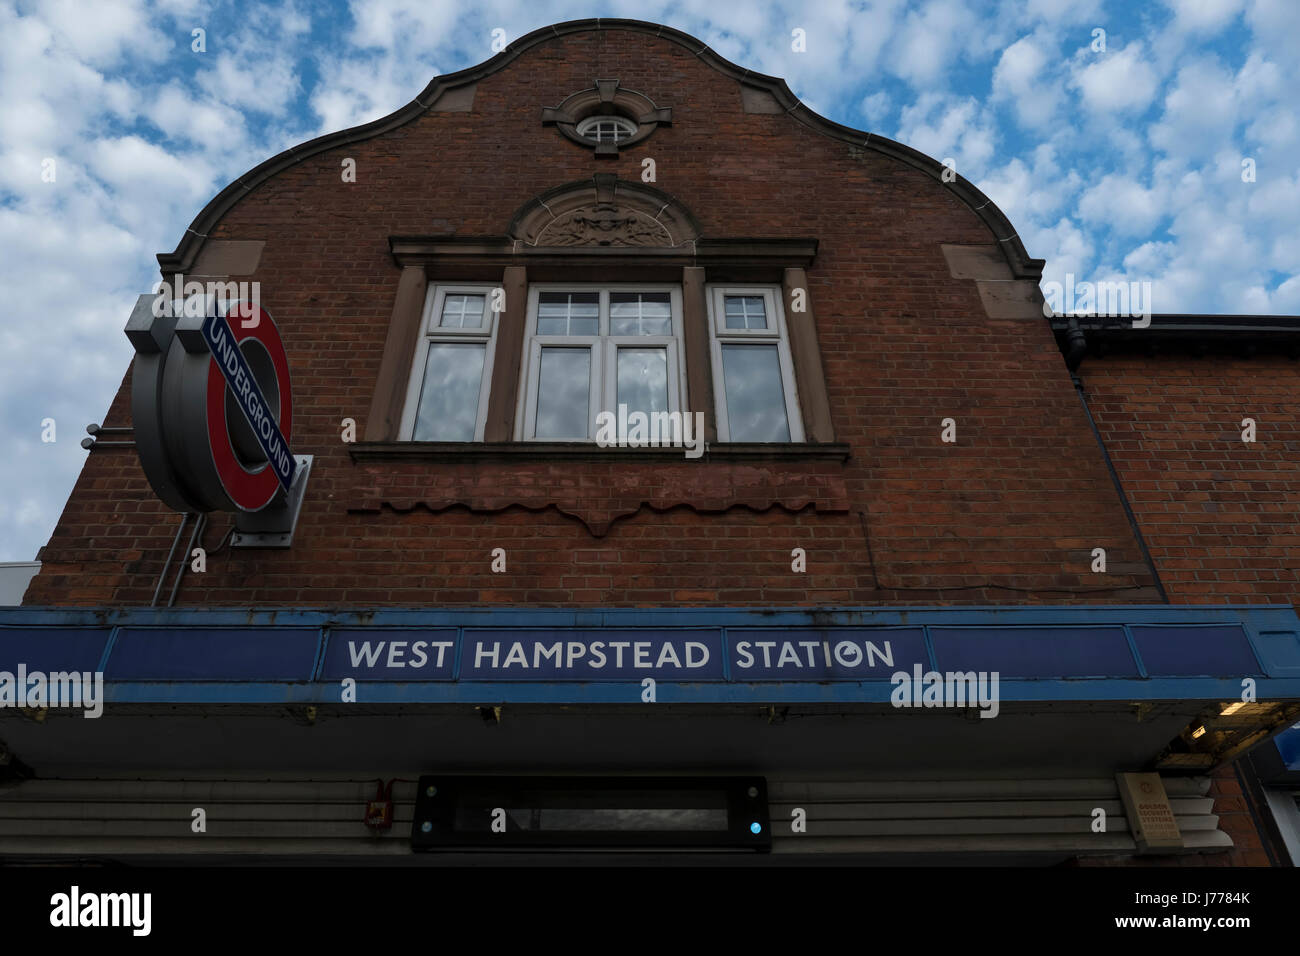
[126,295,297,515]
[200,303,295,511]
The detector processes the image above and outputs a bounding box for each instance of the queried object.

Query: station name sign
[4,616,1277,700]
[321,627,929,682]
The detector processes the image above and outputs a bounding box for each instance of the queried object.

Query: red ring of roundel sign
[204,303,293,512]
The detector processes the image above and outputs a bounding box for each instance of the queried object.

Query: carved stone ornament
[541,78,672,157]
[538,206,672,246]
[508,174,699,249]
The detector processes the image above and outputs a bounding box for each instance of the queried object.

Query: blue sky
[1,0,1298,564]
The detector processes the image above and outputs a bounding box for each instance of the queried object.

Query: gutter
[1052,313,1300,364]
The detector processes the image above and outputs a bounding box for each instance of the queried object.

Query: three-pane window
[401,282,805,445]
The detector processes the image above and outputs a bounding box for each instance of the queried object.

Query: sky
[1,0,1298,564]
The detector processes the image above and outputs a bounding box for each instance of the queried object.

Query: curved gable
[158,18,1042,280]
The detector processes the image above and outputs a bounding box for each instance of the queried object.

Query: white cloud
[896,93,999,179]
[144,83,250,147]
[1148,58,1240,160]
[1091,164,1279,313]
[1161,0,1246,32]
[1032,217,1096,290]
[1021,0,1105,23]
[979,143,1081,230]
[1244,0,1300,56]
[31,0,159,66]
[888,0,983,88]
[1270,274,1300,312]
[198,52,300,117]
[90,135,214,198]
[310,53,439,133]
[1122,240,1176,275]
[194,4,310,117]
[992,32,1065,128]
[153,0,204,16]
[1070,42,1160,113]
[859,91,891,125]
[346,0,462,52]
[1077,174,1170,237]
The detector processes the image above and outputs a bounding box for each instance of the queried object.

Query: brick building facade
[4,19,1299,865]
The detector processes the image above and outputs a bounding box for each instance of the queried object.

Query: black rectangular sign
[410,776,771,852]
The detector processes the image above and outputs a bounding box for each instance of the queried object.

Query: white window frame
[399,283,500,442]
[515,284,686,441]
[707,285,805,443]
[576,115,637,143]
[602,339,682,424]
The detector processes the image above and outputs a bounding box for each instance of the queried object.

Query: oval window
[575,115,638,144]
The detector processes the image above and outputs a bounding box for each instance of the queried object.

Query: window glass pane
[617,348,669,417]
[579,117,635,143]
[440,293,486,329]
[611,293,672,336]
[412,343,485,441]
[723,295,767,330]
[535,348,591,439]
[538,292,599,335]
[721,344,790,442]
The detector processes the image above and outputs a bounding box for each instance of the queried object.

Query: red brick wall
[1081,353,1300,866]
[1081,355,1300,608]
[25,27,1156,608]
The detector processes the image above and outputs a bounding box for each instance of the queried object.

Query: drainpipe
[168,513,207,607]
[1069,363,1169,603]
[1063,314,1088,371]
[151,513,192,607]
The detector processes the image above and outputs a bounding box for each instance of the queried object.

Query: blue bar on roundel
[201,310,295,491]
